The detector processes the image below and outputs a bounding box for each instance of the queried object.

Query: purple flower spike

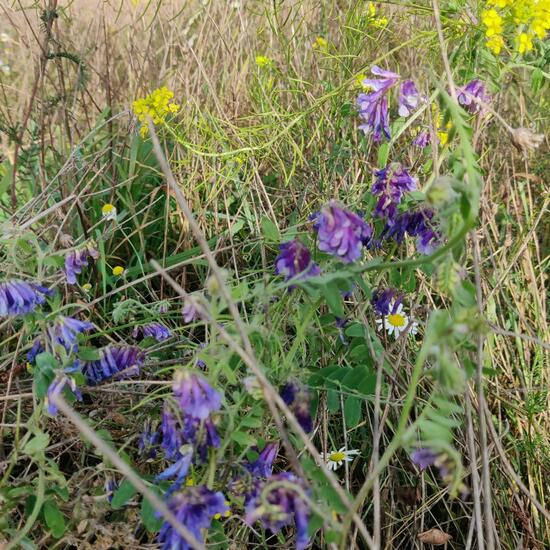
[245,472,311,550]
[158,486,228,550]
[413,130,431,148]
[457,79,490,114]
[138,421,160,459]
[411,448,438,471]
[372,164,417,222]
[313,202,372,263]
[182,299,197,323]
[47,315,94,353]
[64,244,99,285]
[173,371,222,420]
[371,288,402,317]
[161,406,185,461]
[82,345,144,385]
[280,380,313,433]
[398,80,421,117]
[362,65,400,92]
[45,374,82,416]
[132,322,171,342]
[380,209,440,255]
[246,442,279,478]
[275,240,320,285]
[0,280,53,317]
[27,339,45,363]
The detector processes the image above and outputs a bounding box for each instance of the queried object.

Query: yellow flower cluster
[367,2,388,28]
[132,87,179,138]
[481,0,550,55]
[255,55,274,68]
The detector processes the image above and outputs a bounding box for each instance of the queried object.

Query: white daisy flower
[322,447,360,471]
[101,203,117,221]
[376,302,418,339]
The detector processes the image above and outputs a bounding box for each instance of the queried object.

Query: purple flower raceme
[371,164,418,222]
[47,315,94,353]
[0,280,53,317]
[27,339,45,363]
[161,406,186,461]
[173,371,222,420]
[155,444,194,497]
[132,322,171,342]
[312,202,373,263]
[410,448,439,471]
[245,472,311,550]
[398,80,421,117]
[371,287,403,317]
[45,374,83,416]
[81,345,145,385]
[138,421,161,459]
[413,130,431,148]
[104,478,118,504]
[182,299,198,323]
[275,240,320,286]
[457,79,490,114]
[158,486,228,550]
[280,380,313,433]
[356,66,399,141]
[246,442,279,478]
[64,244,99,285]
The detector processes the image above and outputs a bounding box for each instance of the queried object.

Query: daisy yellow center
[112,266,125,276]
[102,203,115,214]
[387,313,406,327]
[329,451,346,462]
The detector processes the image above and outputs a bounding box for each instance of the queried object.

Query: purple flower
[380,209,440,254]
[410,448,438,471]
[371,288,402,316]
[132,322,171,342]
[138,421,160,459]
[413,130,431,148]
[246,442,279,478]
[372,164,417,221]
[356,66,399,141]
[194,343,206,369]
[280,381,312,433]
[182,299,197,323]
[27,339,45,363]
[275,240,320,285]
[158,486,228,550]
[161,406,185,461]
[155,444,194,491]
[245,472,311,550]
[0,280,52,317]
[398,80,421,117]
[47,315,94,353]
[173,371,222,420]
[105,478,118,503]
[64,244,99,285]
[81,345,144,385]
[312,202,372,263]
[457,79,490,114]
[183,416,221,463]
[45,374,82,415]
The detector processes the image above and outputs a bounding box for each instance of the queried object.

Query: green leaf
[23,432,50,456]
[261,216,280,242]
[77,347,101,361]
[322,282,344,317]
[240,416,263,428]
[230,431,256,447]
[342,366,376,396]
[344,396,362,427]
[43,500,65,538]
[326,389,340,413]
[141,488,164,533]
[377,142,389,168]
[111,479,138,509]
[344,323,365,338]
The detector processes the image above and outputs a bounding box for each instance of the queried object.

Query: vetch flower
[81,345,145,385]
[155,444,194,497]
[47,315,94,353]
[138,420,160,459]
[173,371,222,420]
[245,472,311,550]
[161,406,185,461]
[132,322,171,342]
[158,486,228,550]
[457,79,490,114]
[45,374,82,416]
[182,299,198,323]
[27,339,45,363]
[280,380,312,433]
[398,80,421,117]
[371,164,417,221]
[104,478,118,503]
[410,448,438,471]
[246,442,279,478]
[322,447,360,471]
[413,130,431,148]
[312,202,372,263]
[376,302,418,339]
[101,203,117,221]
[0,280,52,317]
[275,240,320,285]
[112,265,125,277]
[371,287,401,317]
[64,244,99,285]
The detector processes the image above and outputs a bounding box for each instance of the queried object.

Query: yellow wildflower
[101,203,117,221]
[312,36,329,51]
[486,34,505,54]
[132,86,179,138]
[487,0,511,7]
[481,9,503,36]
[255,55,273,68]
[517,31,534,53]
[112,266,125,277]
[82,283,92,292]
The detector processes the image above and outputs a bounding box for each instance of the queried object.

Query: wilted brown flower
[511,127,545,152]
[417,528,452,545]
